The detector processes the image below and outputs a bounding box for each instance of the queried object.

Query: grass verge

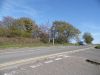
[0,37,78,49]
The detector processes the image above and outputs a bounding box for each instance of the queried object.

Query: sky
[0,0,100,44]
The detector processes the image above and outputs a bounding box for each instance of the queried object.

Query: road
[0,46,100,75]
[0,46,90,64]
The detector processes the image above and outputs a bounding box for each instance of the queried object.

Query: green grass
[63,43,79,46]
[0,43,51,49]
[0,43,78,49]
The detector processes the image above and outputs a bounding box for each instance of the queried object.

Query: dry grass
[0,37,41,44]
[0,37,77,49]
[0,37,47,48]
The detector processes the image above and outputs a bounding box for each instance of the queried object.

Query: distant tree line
[0,16,94,44]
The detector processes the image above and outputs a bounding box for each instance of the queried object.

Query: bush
[95,45,100,49]
[7,30,22,37]
[21,31,32,38]
[0,28,8,37]
[0,27,33,38]
[39,33,49,43]
[55,35,66,44]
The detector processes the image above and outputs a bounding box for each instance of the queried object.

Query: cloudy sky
[0,0,100,43]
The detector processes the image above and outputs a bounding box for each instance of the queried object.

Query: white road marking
[64,56,70,58]
[30,65,39,68]
[30,65,40,68]
[44,60,53,63]
[4,71,16,75]
[30,63,42,68]
[55,58,62,60]
[4,73,8,75]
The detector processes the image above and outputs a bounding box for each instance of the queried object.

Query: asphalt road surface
[0,46,90,64]
[0,46,100,75]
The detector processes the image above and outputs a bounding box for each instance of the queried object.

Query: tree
[2,16,21,37]
[2,16,16,28]
[38,25,49,43]
[83,32,94,44]
[0,16,40,38]
[16,17,40,38]
[18,17,36,32]
[51,21,80,43]
[0,21,3,27]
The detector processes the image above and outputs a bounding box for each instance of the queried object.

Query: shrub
[0,28,8,37]
[95,45,100,49]
[7,30,22,37]
[55,35,66,44]
[39,33,49,43]
[21,31,32,38]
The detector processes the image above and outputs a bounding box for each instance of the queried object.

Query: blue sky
[0,0,100,43]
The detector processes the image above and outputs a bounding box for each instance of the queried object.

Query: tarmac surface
[0,46,100,75]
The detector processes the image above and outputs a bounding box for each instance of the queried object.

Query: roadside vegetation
[83,32,94,44]
[95,45,100,49]
[0,16,94,48]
